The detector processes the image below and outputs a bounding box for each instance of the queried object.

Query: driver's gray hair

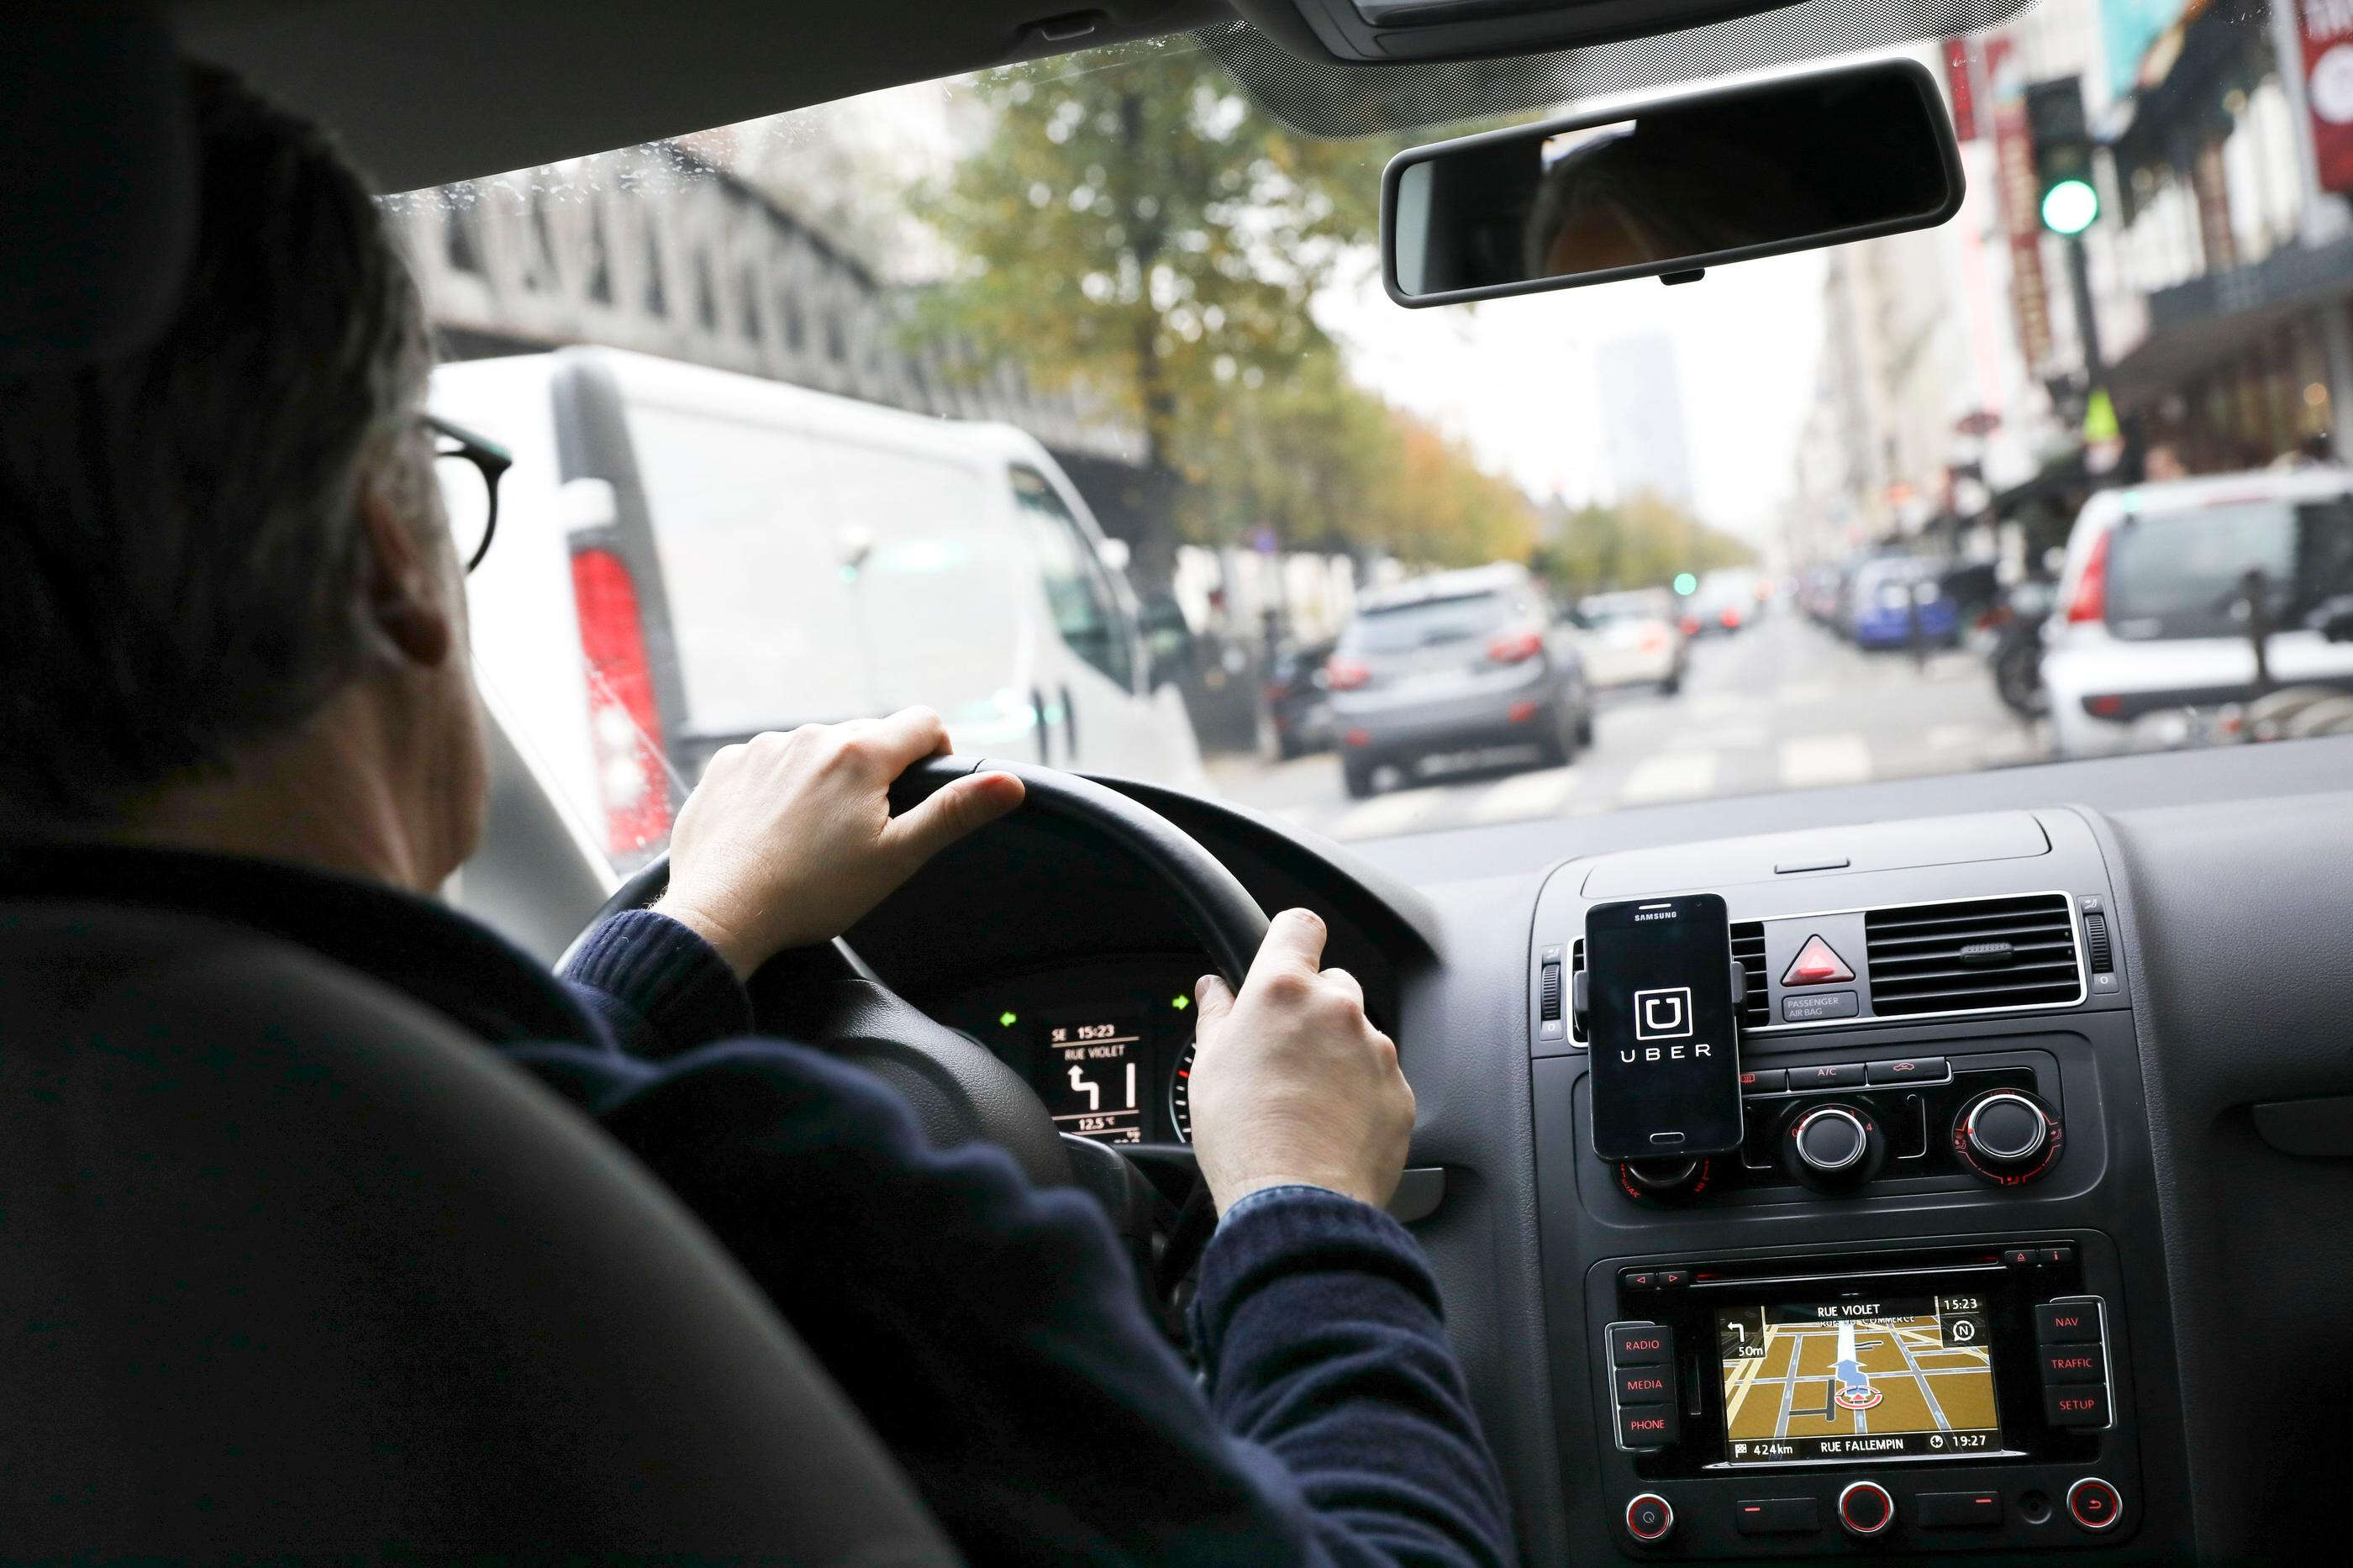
[0,62,431,822]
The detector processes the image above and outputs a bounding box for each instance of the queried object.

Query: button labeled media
[1613,1365,1673,1405]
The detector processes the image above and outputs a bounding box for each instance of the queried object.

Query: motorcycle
[1982,578,2056,720]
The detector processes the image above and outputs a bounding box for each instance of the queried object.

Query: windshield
[414,4,2347,860]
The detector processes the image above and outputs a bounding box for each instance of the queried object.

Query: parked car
[1846,555,1961,650]
[1327,563,1593,798]
[2042,467,2353,757]
[1571,588,1688,693]
[1680,566,1764,635]
[1260,639,1337,759]
[437,346,1207,865]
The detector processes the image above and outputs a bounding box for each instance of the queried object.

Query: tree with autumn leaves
[914,44,1541,570]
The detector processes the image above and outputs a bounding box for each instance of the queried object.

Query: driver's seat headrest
[0,897,957,1562]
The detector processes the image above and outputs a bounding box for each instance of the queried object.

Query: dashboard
[829,734,2353,1567]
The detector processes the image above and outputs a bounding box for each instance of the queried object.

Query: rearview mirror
[1383,59,1962,306]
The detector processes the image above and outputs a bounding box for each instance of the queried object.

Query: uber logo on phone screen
[1632,987,1692,1041]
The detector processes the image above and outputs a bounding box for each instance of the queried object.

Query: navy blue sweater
[0,848,1515,1567]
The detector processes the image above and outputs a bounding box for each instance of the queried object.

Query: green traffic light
[998,1010,1019,1028]
[1672,571,1698,596]
[2041,178,2098,236]
[1171,993,1190,1011]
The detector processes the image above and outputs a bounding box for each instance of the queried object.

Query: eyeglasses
[426,413,513,574]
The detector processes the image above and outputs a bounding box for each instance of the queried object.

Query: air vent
[1864,894,2081,1016]
[1731,922,1770,1032]
[1571,923,1768,1041]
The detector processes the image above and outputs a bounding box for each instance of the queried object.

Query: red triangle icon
[1782,934,1854,987]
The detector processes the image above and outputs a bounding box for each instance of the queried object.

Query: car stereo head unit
[1599,1242,2114,1482]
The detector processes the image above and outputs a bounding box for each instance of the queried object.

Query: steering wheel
[579,755,1271,1297]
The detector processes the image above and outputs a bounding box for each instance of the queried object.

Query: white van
[434,346,1206,867]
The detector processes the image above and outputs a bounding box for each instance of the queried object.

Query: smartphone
[1585,894,1744,1160]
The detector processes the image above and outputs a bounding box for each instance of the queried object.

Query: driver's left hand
[656,708,1025,977]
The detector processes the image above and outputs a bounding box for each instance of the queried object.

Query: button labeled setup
[1610,1323,1674,1365]
[1732,1497,1820,1535]
[1781,934,1855,987]
[1782,990,1859,1023]
[1916,1490,2003,1529]
[2045,1383,2113,1427]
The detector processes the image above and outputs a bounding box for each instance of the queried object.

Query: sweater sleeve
[501,1029,1519,1568]
[559,908,753,1059]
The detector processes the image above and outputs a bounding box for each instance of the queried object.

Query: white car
[2042,466,2353,758]
[1571,589,1688,692]
[437,346,1207,866]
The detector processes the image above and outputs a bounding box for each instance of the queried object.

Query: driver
[0,65,1514,1567]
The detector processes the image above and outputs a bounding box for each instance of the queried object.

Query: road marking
[1619,751,1719,803]
[1466,767,1581,823]
[1687,693,1745,722]
[1926,723,1978,751]
[1329,786,1450,839]
[1775,680,1834,706]
[1779,733,1872,788]
[1671,722,1767,750]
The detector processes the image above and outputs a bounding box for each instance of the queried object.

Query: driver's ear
[358,462,454,669]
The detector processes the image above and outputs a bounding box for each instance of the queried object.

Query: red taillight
[1487,627,1545,664]
[1719,607,1742,629]
[1325,656,1371,690]
[1639,629,1666,652]
[2066,529,2110,624]
[570,546,674,859]
[1680,614,1701,636]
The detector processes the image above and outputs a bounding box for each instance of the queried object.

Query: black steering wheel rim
[575,755,1271,1180]
[588,755,1270,983]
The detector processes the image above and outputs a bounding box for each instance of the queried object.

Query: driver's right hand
[1188,908,1415,1216]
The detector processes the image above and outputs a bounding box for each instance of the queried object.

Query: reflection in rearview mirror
[1384,59,1962,306]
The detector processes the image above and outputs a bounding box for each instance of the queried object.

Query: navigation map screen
[1716,1294,2003,1465]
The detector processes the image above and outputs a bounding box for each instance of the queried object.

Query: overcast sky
[1319,248,1829,542]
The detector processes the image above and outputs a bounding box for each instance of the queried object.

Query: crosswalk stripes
[1327,784,1451,840]
[1465,766,1580,822]
[1619,751,1719,804]
[1777,734,1873,788]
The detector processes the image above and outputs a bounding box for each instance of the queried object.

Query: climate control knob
[1954,1088,2064,1186]
[1781,1103,1886,1191]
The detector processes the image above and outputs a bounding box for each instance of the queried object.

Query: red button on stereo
[1782,934,1855,987]
[1625,1493,1674,1542]
[2066,1476,2122,1531]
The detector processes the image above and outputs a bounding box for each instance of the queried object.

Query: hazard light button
[1782,934,1855,987]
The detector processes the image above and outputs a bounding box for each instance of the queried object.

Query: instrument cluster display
[937,960,1206,1146]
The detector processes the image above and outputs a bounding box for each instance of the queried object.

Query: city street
[1208,612,2047,842]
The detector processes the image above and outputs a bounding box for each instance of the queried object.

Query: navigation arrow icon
[1782,934,1854,987]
